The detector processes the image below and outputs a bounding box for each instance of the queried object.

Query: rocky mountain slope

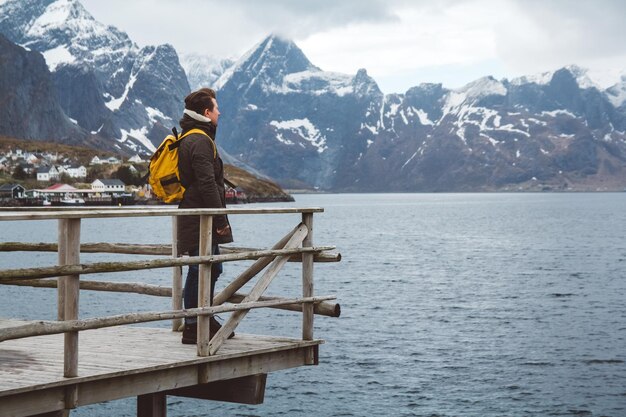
[0,33,93,146]
[0,0,188,153]
[1,0,625,191]
[213,36,626,191]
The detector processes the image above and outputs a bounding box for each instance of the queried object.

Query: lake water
[1,193,626,417]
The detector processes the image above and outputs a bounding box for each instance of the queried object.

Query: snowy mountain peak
[511,65,626,92]
[458,76,507,99]
[215,34,317,90]
[443,76,507,113]
[0,0,136,72]
[180,53,235,90]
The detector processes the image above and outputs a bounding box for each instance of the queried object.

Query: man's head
[184,88,220,125]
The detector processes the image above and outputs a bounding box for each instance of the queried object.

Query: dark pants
[184,245,222,325]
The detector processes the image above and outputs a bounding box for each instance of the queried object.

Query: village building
[36,165,60,182]
[91,178,126,193]
[0,183,26,199]
[58,165,87,178]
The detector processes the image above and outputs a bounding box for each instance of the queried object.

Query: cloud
[80,0,626,92]
[496,0,626,72]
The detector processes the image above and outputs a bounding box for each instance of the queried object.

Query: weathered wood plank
[0,242,342,262]
[197,215,213,357]
[0,331,321,417]
[171,216,182,331]
[167,374,267,405]
[0,246,334,281]
[61,218,80,379]
[302,213,316,365]
[0,207,324,221]
[0,387,66,417]
[0,296,335,341]
[302,213,315,344]
[0,325,323,397]
[4,279,172,296]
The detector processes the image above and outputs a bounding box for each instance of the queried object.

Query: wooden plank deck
[0,320,322,417]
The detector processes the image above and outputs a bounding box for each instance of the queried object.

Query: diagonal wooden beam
[208,225,308,355]
[213,223,303,306]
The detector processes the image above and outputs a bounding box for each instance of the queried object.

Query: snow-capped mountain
[215,34,385,189]
[0,0,189,154]
[180,53,235,91]
[214,35,626,191]
[1,0,625,191]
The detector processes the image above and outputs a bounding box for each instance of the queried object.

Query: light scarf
[183,108,212,123]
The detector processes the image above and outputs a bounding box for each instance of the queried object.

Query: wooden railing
[0,207,340,378]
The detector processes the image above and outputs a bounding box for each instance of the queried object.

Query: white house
[37,166,59,182]
[60,165,87,178]
[25,153,40,164]
[91,179,126,193]
[128,154,145,163]
[90,156,102,165]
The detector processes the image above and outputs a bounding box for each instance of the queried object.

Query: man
[177,88,234,344]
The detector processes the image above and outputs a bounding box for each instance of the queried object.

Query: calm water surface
[1,193,625,416]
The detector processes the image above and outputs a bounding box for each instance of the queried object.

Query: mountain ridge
[1,0,625,191]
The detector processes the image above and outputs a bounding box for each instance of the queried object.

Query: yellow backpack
[148,128,217,203]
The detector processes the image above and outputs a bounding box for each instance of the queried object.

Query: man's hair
[184,88,216,114]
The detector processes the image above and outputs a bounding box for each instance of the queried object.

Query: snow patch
[499,124,530,137]
[542,109,576,118]
[120,127,156,153]
[145,106,170,124]
[399,109,409,125]
[106,72,137,111]
[42,45,75,71]
[528,118,547,126]
[277,70,353,96]
[270,118,327,153]
[26,0,73,37]
[247,104,258,110]
[68,117,78,125]
[275,134,294,145]
[414,108,434,126]
[361,123,378,135]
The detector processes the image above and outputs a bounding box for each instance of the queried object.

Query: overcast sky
[81,0,626,93]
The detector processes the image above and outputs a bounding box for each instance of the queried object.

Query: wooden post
[197,215,212,357]
[302,213,315,363]
[57,219,67,321]
[137,392,167,417]
[171,216,182,331]
[60,218,81,379]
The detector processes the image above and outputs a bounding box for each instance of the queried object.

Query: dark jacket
[177,116,233,254]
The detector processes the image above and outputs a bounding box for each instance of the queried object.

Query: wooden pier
[0,207,340,417]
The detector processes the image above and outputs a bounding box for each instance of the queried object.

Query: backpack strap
[178,128,217,159]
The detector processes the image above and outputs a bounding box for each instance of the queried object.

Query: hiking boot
[181,319,234,344]
[181,323,197,345]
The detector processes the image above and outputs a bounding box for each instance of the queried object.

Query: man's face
[205,98,220,126]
